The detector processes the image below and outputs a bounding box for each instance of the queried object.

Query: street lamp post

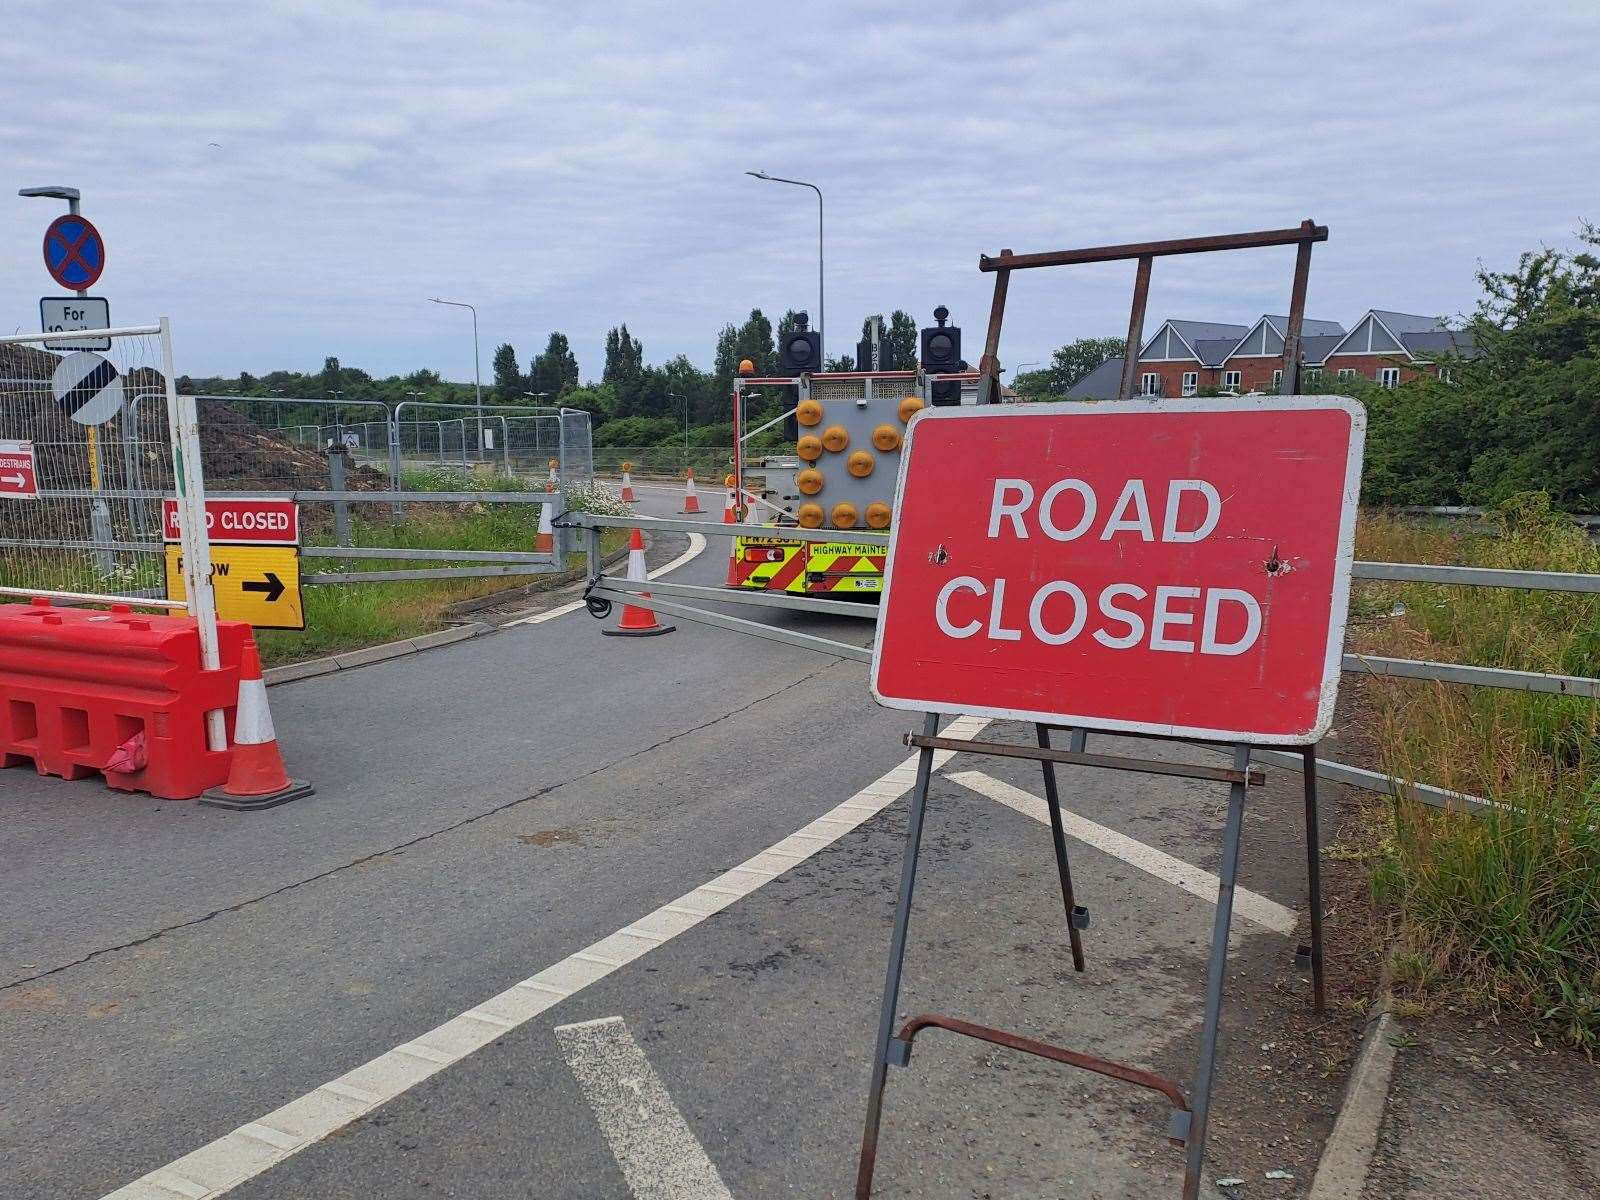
[27,183,109,568]
[429,297,483,458]
[19,186,84,297]
[668,391,688,466]
[745,171,823,353]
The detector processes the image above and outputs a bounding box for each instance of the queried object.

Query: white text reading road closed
[933,476,1261,656]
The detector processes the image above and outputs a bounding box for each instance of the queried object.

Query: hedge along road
[0,485,1361,1200]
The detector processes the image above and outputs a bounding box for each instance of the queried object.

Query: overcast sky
[4,1,1597,385]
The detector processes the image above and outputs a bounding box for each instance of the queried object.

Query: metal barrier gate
[0,320,225,748]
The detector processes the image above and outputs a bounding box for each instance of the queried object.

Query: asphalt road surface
[2,483,1357,1199]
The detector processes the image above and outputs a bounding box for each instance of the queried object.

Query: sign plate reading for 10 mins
[40,297,110,351]
[869,397,1367,745]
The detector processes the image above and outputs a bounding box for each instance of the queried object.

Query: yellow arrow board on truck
[164,544,305,630]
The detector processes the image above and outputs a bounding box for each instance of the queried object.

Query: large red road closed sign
[870,397,1366,744]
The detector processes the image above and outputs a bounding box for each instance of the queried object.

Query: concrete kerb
[263,623,495,686]
[1306,961,1402,1200]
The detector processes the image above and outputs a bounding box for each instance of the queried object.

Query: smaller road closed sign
[162,498,299,545]
[870,397,1366,744]
[0,440,40,500]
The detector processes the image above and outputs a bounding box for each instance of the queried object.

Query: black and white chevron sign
[50,351,125,426]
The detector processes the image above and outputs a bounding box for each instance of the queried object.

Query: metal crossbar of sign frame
[854,221,1342,1200]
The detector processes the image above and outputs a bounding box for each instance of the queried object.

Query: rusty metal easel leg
[975,256,1012,405]
[856,711,940,1200]
[1299,744,1327,1010]
[1035,724,1086,972]
[1278,221,1317,396]
[1182,743,1252,1200]
[1117,253,1154,399]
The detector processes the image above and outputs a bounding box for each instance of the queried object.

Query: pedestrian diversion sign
[869,397,1367,744]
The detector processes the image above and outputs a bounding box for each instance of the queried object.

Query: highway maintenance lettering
[870,398,1366,744]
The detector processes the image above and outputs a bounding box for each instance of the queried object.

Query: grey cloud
[2,0,1596,380]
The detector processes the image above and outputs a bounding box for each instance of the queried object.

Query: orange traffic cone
[547,458,559,493]
[202,639,313,810]
[726,532,742,587]
[620,461,637,504]
[535,503,555,554]
[680,468,702,514]
[602,528,675,637]
[722,475,737,524]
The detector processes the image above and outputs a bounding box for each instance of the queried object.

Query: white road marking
[946,770,1298,936]
[510,532,707,626]
[100,715,990,1200]
[556,1016,734,1200]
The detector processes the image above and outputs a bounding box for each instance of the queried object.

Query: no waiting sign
[870,397,1366,744]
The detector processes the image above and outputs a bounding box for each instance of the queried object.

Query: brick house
[1069,309,1475,398]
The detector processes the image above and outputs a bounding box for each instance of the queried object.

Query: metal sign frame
[856,222,1334,1200]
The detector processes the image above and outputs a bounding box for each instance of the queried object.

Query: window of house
[1181,372,1197,397]
[1304,367,1323,383]
[1272,368,1283,390]
[1222,370,1241,390]
[1141,373,1160,396]
[1337,368,1356,379]
[1437,366,1453,383]
[1378,367,1400,388]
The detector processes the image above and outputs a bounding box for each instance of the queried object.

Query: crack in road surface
[1,658,844,992]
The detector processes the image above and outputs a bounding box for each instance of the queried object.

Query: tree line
[184,226,1599,508]
[188,307,924,450]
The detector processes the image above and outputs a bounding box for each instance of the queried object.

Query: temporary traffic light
[921,306,963,405]
[780,311,822,374]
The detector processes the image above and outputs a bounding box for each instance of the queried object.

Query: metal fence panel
[1,330,176,599]
[559,409,593,487]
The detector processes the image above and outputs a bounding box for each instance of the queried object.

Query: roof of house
[1300,334,1346,365]
[1398,329,1477,357]
[1371,310,1448,335]
[1265,315,1347,337]
[1067,356,1124,400]
[1169,319,1249,345]
[1193,338,1240,368]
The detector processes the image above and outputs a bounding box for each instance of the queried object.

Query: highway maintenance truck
[729,307,986,597]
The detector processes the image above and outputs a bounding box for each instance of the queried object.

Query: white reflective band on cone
[234,677,277,746]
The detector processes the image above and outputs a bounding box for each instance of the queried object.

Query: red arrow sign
[870,398,1367,745]
[0,440,39,499]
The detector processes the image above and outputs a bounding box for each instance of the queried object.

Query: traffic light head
[921,305,962,403]
[780,310,822,374]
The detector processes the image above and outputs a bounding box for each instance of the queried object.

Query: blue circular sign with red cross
[42,214,106,290]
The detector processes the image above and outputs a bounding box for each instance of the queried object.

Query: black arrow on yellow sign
[242,572,286,602]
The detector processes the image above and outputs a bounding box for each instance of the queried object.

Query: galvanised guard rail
[565,512,1600,814]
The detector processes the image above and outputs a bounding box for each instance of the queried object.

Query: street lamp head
[18,186,80,201]
[745,170,771,180]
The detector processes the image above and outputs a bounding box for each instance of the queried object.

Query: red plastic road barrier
[0,599,251,799]
[870,397,1366,744]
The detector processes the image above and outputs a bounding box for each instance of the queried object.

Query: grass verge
[256,472,628,666]
[1347,493,1600,1048]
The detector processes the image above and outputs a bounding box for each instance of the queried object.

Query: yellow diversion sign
[165,544,305,630]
